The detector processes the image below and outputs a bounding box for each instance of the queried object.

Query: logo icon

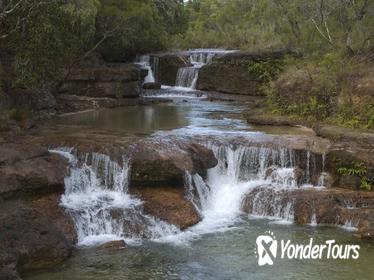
[255,231,277,266]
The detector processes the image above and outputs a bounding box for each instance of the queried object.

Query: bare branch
[311,18,334,46]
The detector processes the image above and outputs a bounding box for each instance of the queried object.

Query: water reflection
[56,105,190,135]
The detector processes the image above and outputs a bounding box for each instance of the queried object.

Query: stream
[25,50,374,279]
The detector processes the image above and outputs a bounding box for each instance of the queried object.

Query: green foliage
[334,104,374,129]
[174,0,374,54]
[96,0,187,60]
[247,60,283,83]
[337,162,373,191]
[338,162,367,177]
[7,108,30,122]
[0,0,186,91]
[265,52,373,129]
[5,0,98,91]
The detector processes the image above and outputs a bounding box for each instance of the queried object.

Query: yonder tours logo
[255,231,360,266]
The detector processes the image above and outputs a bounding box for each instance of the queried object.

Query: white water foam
[135,55,156,84]
[51,142,328,247]
[175,49,236,90]
[340,220,359,232]
[50,148,180,246]
[155,144,317,245]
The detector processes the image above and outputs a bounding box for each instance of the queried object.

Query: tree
[1,0,98,90]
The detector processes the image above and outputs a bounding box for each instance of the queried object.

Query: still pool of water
[54,93,314,138]
[25,218,374,280]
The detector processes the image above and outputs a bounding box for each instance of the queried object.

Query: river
[24,85,374,279]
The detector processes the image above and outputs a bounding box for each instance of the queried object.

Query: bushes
[266,53,374,129]
[337,162,373,191]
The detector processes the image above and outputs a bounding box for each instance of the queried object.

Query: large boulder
[197,49,291,95]
[131,186,201,229]
[130,141,218,187]
[156,54,188,86]
[0,145,68,199]
[0,201,73,278]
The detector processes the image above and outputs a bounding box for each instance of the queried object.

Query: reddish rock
[0,152,68,199]
[32,193,77,244]
[97,240,126,251]
[0,201,72,277]
[130,141,217,187]
[131,186,200,230]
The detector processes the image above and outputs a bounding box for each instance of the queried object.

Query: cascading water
[50,141,325,246]
[175,67,199,89]
[50,148,179,246]
[135,55,156,84]
[183,143,325,237]
[175,49,235,89]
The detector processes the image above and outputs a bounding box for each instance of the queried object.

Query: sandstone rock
[241,187,374,238]
[0,201,72,277]
[0,144,68,199]
[61,63,142,99]
[32,193,77,244]
[131,186,200,230]
[197,49,292,95]
[324,149,374,190]
[97,240,126,251]
[314,124,374,148]
[293,167,305,186]
[198,62,263,95]
[130,141,217,187]
[55,94,139,114]
[143,82,161,90]
[1,89,56,120]
[0,143,48,165]
[157,54,187,86]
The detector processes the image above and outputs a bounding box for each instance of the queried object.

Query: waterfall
[175,49,235,89]
[50,142,325,246]
[175,67,199,88]
[186,143,324,231]
[50,148,179,246]
[135,55,156,84]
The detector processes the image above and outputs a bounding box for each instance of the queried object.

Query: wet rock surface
[0,142,75,279]
[242,187,374,238]
[0,201,73,279]
[130,141,218,187]
[131,186,200,230]
[245,110,374,191]
[142,82,161,90]
[155,54,187,86]
[97,240,126,251]
[0,144,68,199]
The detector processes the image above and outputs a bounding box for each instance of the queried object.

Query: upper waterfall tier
[174,49,236,89]
[135,55,159,84]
